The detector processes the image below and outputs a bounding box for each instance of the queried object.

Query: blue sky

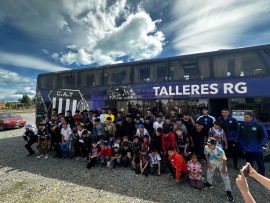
[0,0,269,101]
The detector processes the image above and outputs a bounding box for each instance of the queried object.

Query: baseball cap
[206,137,217,145]
[113,143,120,148]
[25,124,32,129]
[138,124,144,129]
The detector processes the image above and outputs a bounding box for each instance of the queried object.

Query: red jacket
[168,151,188,180]
[162,133,176,152]
[99,148,112,157]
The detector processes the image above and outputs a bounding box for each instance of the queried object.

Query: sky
[0,0,269,101]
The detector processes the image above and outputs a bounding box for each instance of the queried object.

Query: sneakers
[227,191,234,202]
[44,154,49,159]
[203,182,213,188]
[83,157,88,162]
[37,154,45,159]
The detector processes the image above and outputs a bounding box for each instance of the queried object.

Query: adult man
[237,112,268,176]
[197,107,216,133]
[217,109,239,169]
[23,124,37,156]
[36,122,50,159]
[115,118,128,140]
[125,115,136,141]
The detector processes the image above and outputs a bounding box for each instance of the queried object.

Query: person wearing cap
[135,124,151,142]
[49,123,62,158]
[162,127,176,156]
[204,137,234,202]
[144,116,154,138]
[110,143,122,169]
[115,118,128,140]
[23,124,38,156]
[121,141,134,167]
[99,142,112,167]
[73,110,82,122]
[60,122,73,159]
[196,107,216,133]
[236,112,268,176]
[36,122,50,159]
[93,118,106,141]
[104,109,115,123]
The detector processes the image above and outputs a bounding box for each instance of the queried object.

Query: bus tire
[263,138,270,161]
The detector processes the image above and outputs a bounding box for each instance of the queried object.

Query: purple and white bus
[36,44,270,159]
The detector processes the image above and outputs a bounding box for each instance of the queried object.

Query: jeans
[112,158,121,168]
[61,140,72,157]
[150,162,167,174]
[225,141,239,167]
[245,151,265,176]
[100,156,110,166]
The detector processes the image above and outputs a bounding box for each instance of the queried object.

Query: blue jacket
[237,117,268,152]
[217,115,238,141]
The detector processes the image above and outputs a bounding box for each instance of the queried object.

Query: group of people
[22,106,269,202]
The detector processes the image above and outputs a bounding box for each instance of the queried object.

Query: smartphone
[242,165,250,177]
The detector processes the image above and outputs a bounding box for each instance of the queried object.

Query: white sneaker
[83,157,87,162]
[45,154,49,159]
[37,154,45,159]
[76,157,81,161]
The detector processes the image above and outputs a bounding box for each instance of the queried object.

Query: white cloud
[0,69,36,101]
[0,0,165,66]
[166,0,270,54]
[0,51,69,72]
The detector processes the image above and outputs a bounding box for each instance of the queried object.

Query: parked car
[0,112,26,130]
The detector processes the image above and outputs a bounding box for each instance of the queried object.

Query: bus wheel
[263,139,270,161]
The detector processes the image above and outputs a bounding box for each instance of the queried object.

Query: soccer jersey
[209,127,224,149]
[149,153,161,165]
[61,127,72,140]
[204,145,227,165]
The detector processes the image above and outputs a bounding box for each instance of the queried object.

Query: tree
[19,95,31,106]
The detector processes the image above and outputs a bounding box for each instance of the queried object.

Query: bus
[36,44,270,159]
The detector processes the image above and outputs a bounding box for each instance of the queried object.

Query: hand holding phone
[242,165,250,177]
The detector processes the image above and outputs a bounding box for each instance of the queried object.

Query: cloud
[165,0,270,54]
[0,0,165,66]
[0,51,70,72]
[0,69,36,101]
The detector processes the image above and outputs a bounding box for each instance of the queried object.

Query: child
[175,127,189,161]
[162,127,176,156]
[97,136,107,149]
[208,121,228,150]
[135,146,150,176]
[110,143,122,169]
[121,141,134,167]
[167,147,188,183]
[87,140,100,169]
[131,136,141,170]
[204,137,234,202]
[141,135,151,153]
[114,136,122,149]
[108,134,116,148]
[149,148,166,175]
[187,153,203,190]
[99,142,112,167]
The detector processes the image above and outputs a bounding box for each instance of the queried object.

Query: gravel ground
[0,114,270,203]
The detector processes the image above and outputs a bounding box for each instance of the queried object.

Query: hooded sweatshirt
[237,117,268,152]
[217,115,238,141]
[168,151,188,180]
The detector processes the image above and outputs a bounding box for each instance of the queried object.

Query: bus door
[209,99,228,119]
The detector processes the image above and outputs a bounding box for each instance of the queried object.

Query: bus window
[214,52,266,78]
[104,66,131,85]
[57,72,78,89]
[80,70,102,87]
[134,63,167,83]
[231,97,270,123]
[38,74,57,89]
